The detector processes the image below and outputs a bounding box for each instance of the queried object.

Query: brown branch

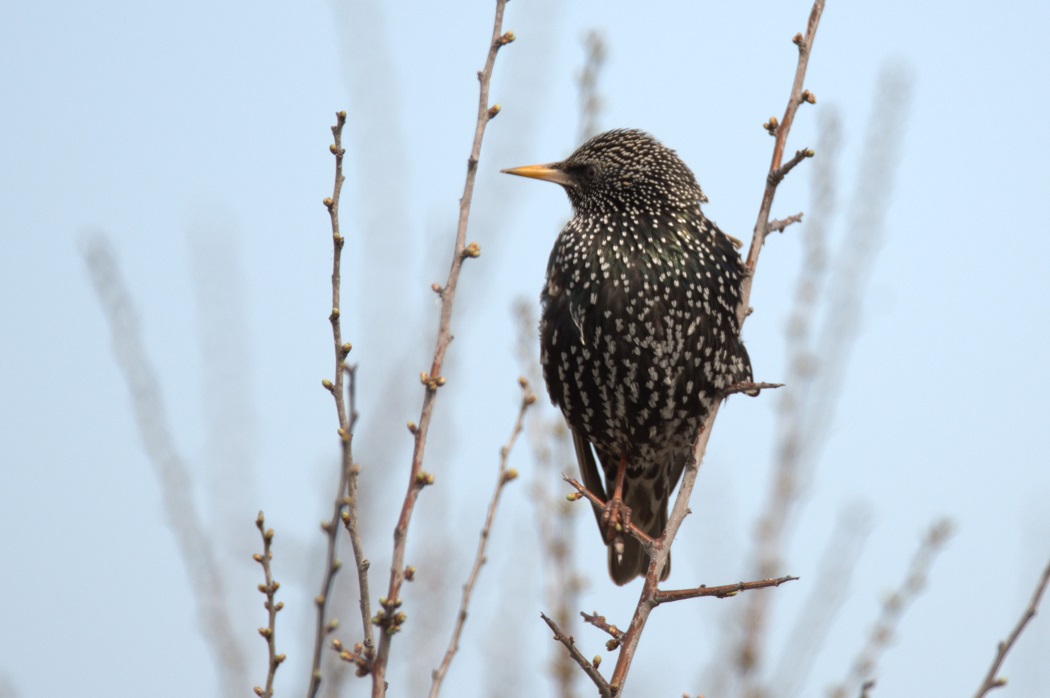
[369,3,512,693]
[723,381,784,398]
[739,0,825,329]
[829,519,954,698]
[428,380,535,698]
[308,111,372,698]
[972,557,1050,698]
[581,612,625,650]
[253,512,285,698]
[767,212,804,235]
[654,576,799,605]
[82,236,247,696]
[600,4,825,693]
[541,613,613,698]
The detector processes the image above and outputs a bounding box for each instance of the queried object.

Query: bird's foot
[600,496,633,552]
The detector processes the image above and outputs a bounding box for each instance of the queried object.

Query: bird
[501,129,753,585]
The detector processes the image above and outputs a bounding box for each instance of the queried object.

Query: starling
[502,129,752,585]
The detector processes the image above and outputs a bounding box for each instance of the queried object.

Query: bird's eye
[582,164,598,180]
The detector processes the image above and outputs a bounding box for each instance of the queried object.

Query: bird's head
[501,129,707,214]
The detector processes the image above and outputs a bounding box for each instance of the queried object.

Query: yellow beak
[500,164,573,187]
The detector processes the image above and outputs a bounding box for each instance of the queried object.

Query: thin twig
[767,212,804,234]
[972,558,1050,698]
[429,380,536,697]
[654,576,799,605]
[82,236,247,697]
[829,519,954,698]
[541,613,613,698]
[576,31,606,143]
[253,512,285,698]
[369,4,513,694]
[581,611,625,650]
[308,111,372,698]
[739,0,825,329]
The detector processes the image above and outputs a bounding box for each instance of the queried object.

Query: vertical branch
[368,2,513,694]
[576,31,606,143]
[253,512,285,698]
[82,236,247,697]
[738,0,825,328]
[595,3,826,693]
[428,381,536,698]
[308,111,371,698]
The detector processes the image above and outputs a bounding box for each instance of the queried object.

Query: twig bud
[322,378,334,391]
[415,471,436,486]
[763,116,779,136]
[323,197,334,209]
[504,468,519,483]
[801,89,816,104]
[792,32,804,45]
[566,492,583,502]
[407,421,418,434]
[487,104,501,120]
[592,655,601,668]
[405,565,416,581]
[498,31,516,46]
[463,241,481,258]
[431,283,443,294]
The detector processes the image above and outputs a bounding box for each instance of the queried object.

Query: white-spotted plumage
[509,129,752,585]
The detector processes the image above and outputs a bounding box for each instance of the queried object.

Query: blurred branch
[253,512,285,698]
[829,519,954,698]
[429,380,536,697]
[576,31,606,142]
[369,2,514,693]
[972,558,1050,698]
[729,65,913,697]
[770,506,872,696]
[82,235,246,697]
[309,111,372,698]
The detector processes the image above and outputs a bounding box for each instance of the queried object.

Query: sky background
[2,1,1050,696]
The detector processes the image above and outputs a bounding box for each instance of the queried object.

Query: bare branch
[972,558,1050,698]
[767,212,804,235]
[581,611,625,650]
[253,512,285,698]
[576,31,607,142]
[541,613,613,698]
[308,111,373,698]
[369,2,513,692]
[429,380,535,697]
[654,576,799,605]
[829,519,954,698]
[739,0,826,329]
[82,236,247,696]
[596,5,826,693]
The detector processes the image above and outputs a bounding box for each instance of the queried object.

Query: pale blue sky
[2,1,1049,696]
